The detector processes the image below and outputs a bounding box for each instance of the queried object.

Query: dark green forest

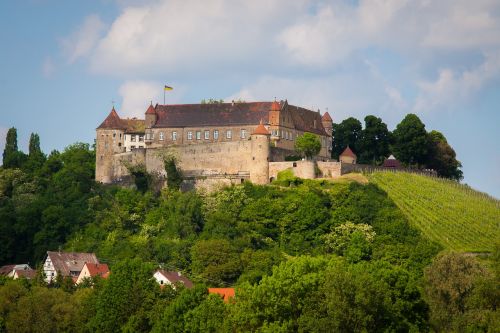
[0,122,497,332]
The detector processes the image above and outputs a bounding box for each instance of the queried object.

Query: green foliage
[392,114,430,167]
[2,127,27,169]
[426,130,463,180]
[357,115,391,164]
[128,164,152,193]
[424,253,499,332]
[331,117,362,159]
[164,156,183,190]
[294,133,321,159]
[322,222,375,262]
[90,258,158,332]
[200,98,224,104]
[370,171,500,252]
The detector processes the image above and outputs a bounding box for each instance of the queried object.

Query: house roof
[252,120,270,135]
[321,111,332,122]
[145,103,156,115]
[14,268,36,279]
[154,102,272,128]
[46,251,99,277]
[208,288,235,303]
[0,265,15,275]
[156,270,194,288]
[152,101,329,136]
[84,263,109,277]
[97,108,145,133]
[340,146,357,158]
[383,155,402,168]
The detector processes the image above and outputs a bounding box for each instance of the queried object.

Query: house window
[196,131,201,140]
[131,135,136,142]
[226,130,232,139]
[131,145,136,150]
[172,131,177,141]
[204,130,210,140]
[139,135,144,142]
[272,130,279,136]
[285,131,288,140]
[187,131,193,140]
[240,129,246,139]
[214,130,219,140]
[159,132,164,140]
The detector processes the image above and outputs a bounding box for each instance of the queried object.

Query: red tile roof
[340,146,357,158]
[156,270,194,289]
[208,288,235,303]
[270,100,281,111]
[145,104,156,115]
[46,251,99,277]
[321,111,332,122]
[14,268,36,279]
[85,263,109,277]
[97,108,145,133]
[252,120,270,135]
[0,265,15,275]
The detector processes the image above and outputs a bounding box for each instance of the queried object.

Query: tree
[331,117,362,159]
[322,222,376,262]
[294,133,321,160]
[164,157,183,190]
[2,127,26,168]
[424,253,488,332]
[392,114,429,167]
[357,115,391,164]
[426,130,463,180]
[24,133,46,172]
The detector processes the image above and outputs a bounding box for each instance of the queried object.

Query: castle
[95,100,335,188]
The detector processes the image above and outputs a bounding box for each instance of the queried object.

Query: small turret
[250,120,271,184]
[145,103,157,128]
[321,111,333,136]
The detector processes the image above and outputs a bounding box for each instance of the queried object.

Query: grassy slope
[368,172,500,253]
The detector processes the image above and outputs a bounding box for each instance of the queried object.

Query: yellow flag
[164,85,173,91]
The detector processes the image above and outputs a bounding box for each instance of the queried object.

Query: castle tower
[268,100,281,143]
[96,107,126,183]
[145,103,156,144]
[250,120,271,184]
[321,111,333,156]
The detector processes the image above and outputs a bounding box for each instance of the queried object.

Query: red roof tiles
[97,108,145,133]
[208,288,235,303]
[270,100,281,111]
[340,146,357,158]
[145,104,156,115]
[321,111,332,122]
[252,120,270,135]
[85,263,109,277]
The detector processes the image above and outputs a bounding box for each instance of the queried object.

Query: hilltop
[369,171,499,253]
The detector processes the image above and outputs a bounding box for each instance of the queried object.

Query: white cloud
[414,51,500,112]
[118,80,185,118]
[61,14,106,64]
[42,57,55,78]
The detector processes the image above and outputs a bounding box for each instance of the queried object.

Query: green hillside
[369,171,500,252]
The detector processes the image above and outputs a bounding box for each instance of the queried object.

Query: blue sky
[0,0,499,198]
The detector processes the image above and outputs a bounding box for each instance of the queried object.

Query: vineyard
[368,171,500,252]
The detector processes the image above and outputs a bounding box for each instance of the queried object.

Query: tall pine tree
[2,127,26,168]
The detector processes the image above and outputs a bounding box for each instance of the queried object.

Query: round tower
[249,120,271,184]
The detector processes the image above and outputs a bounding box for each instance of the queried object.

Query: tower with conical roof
[95,107,127,183]
[249,120,271,184]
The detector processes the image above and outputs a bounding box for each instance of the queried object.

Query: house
[0,264,35,279]
[383,155,402,169]
[153,270,194,289]
[43,251,99,283]
[76,263,110,284]
[339,146,357,164]
[208,288,235,303]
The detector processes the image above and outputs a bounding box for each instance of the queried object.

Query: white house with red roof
[153,270,194,289]
[76,263,110,284]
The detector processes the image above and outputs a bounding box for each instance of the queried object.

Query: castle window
[131,145,136,150]
[285,131,288,140]
[172,131,178,141]
[204,130,210,140]
[159,132,164,141]
[196,131,201,140]
[214,130,219,140]
[113,133,116,138]
[226,130,232,139]
[131,135,136,142]
[118,143,122,147]
[240,129,246,139]
[187,131,193,140]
